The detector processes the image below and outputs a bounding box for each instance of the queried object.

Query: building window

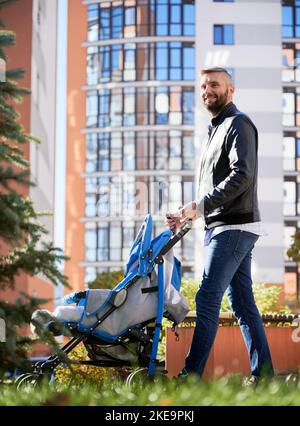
[284,136,296,171]
[284,180,296,216]
[213,24,234,45]
[283,132,300,172]
[282,42,300,82]
[87,4,99,42]
[87,1,195,42]
[85,130,194,174]
[87,42,195,85]
[282,88,300,127]
[86,86,194,129]
[282,2,300,38]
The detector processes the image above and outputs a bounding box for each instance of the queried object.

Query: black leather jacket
[196,102,261,228]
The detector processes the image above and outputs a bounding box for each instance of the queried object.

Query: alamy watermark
[93,178,204,222]
[0,318,6,343]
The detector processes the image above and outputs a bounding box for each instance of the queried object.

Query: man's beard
[204,89,229,115]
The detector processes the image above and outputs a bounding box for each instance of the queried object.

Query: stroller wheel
[125,367,168,388]
[14,373,33,386]
[16,373,44,391]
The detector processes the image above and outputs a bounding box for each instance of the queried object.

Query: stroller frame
[24,216,192,382]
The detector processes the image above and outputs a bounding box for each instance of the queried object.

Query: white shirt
[204,222,268,246]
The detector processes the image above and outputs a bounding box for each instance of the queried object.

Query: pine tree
[0,0,69,374]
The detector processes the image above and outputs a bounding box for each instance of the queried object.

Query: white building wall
[30,0,58,240]
[194,0,284,284]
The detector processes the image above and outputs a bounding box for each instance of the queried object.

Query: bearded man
[166,67,274,384]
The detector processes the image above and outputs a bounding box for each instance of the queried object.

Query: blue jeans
[185,230,274,378]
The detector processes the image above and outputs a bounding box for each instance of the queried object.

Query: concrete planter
[166,316,300,379]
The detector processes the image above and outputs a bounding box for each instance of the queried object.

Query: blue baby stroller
[16,214,191,387]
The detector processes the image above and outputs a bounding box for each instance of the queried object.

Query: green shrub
[55,345,122,385]
[181,278,289,315]
[87,270,124,290]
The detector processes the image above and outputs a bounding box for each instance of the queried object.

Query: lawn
[0,373,300,406]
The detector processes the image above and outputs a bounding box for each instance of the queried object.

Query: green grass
[1,374,300,406]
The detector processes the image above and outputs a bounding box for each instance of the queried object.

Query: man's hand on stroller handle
[165,201,197,232]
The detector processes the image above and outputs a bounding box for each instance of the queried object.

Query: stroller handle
[159,219,193,257]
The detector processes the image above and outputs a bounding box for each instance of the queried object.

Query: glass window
[93,1,195,40]
[297,137,300,157]
[87,42,194,85]
[100,5,110,40]
[97,179,110,217]
[283,6,293,27]
[282,46,294,82]
[155,87,169,124]
[101,46,110,80]
[224,24,234,44]
[123,88,135,126]
[110,223,122,261]
[110,176,122,216]
[183,44,195,80]
[170,44,181,80]
[169,88,182,124]
[99,134,109,171]
[85,267,97,285]
[124,45,136,81]
[111,45,122,81]
[98,225,109,261]
[111,133,122,171]
[86,194,96,217]
[183,3,195,36]
[214,25,223,45]
[125,7,135,25]
[136,132,148,170]
[136,44,149,80]
[123,176,135,215]
[169,176,182,211]
[156,3,168,36]
[183,180,194,205]
[283,92,295,126]
[169,131,182,170]
[88,5,99,42]
[86,85,194,136]
[99,89,110,127]
[86,92,98,127]
[156,43,168,80]
[284,136,295,171]
[284,181,296,216]
[155,132,168,170]
[214,24,234,45]
[183,133,195,170]
[123,222,134,260]
[123,132,135,170]
[86,134,97,173]
[282,4,300,38]
[110,90,122,127]
[183,89,194,124]
[170,4,181,35]
[85,224,97,262]
[112,6,123,38]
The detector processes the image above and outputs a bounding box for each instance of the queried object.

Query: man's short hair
[200,67,233,84]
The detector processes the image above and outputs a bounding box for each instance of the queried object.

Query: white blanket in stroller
[31,250,189,340]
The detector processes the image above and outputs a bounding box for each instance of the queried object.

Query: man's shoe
[242,375,259,387]
[177,368,189,380]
